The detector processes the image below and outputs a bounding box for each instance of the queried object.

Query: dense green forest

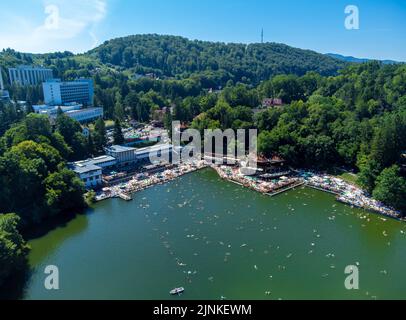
[88,34,347,83]
[0,35,405,287]
[0,111,92,287]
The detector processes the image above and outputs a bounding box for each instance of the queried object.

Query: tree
[93,117,107,153]
[87,132,95,156]
[258,130,279,157]
[114,92,125,121]
[150,105,160,121]
[262,75,304,104]
[44,168,86,216]
[136,96,152,122]
[163,107,173,132]
[0,130,87,226]
[0,213,29,287]
[55,113,88,161]
[300,135,336,168]
[357,155,381,194]
[373,165,406,214]
[371,112,406,166]
[206,100,233,129]
[113,118,124,145]
[124,92,140,120]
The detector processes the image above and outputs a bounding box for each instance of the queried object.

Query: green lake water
[17,169,406,299]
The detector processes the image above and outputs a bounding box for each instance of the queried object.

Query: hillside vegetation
[89,34,347,84]
[0,34,405,288]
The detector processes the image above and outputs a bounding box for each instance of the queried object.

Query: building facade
[70,162,103,188]
[33,103,103,123]
[135,144,173,162]
[69,144,177,188]
[105,145,138,167]
[261,98,283,108]
[43,79,94,106]
[65,107,103,123]
[8,66,53,86]
[70,156,117,188]
[90,156,117,170]
[33,103,82,116]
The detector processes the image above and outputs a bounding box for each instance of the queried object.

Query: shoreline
[95,162,208,202]
[213,165,402,221]
[95,163,403,222]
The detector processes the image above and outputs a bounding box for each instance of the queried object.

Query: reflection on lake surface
[18,169,406,300]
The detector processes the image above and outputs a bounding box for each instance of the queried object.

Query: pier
[117,193,132,201]
[93,163,402,221]
[266,181,305,197]
[95,162,207,202]
[304,184,340,196]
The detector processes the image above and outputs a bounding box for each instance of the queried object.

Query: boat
[170,287,185,295]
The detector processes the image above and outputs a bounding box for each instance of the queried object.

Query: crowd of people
[213,165,303,195]
[96,160,401,220]
[95,161,207,201]
[214,166,401,219]
[300,171,401,219]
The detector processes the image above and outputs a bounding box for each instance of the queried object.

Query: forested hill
[88,34,347,84]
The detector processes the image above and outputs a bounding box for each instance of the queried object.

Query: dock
[266,181,305,197]
[117,193,132,201]
[229,180,244,187]
[305,184,340,196]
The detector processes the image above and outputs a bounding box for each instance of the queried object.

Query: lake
[18,168,406,300]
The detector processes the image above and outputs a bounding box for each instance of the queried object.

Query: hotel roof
[70,155,116,174]
[106,145,137,153]
[135,144,173,155]
[90,155,117,165]
[69,162,101,174]
[65,107,103,115]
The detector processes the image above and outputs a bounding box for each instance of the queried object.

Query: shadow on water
[0,263,31,300]
[23,207,93,241]
[0,207,94,300]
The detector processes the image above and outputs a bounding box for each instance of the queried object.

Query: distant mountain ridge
[326,53,402,65]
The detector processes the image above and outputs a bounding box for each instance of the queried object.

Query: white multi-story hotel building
[43,79,94,106]
[8,66,53,86]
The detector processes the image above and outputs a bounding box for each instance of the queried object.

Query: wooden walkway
[304,184,340,196]
[266,181,305,197]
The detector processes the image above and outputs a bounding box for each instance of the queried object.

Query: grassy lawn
[338,172,360,186]
[87,119,115,131]
[104,120,115,129]
[327,167,360,187]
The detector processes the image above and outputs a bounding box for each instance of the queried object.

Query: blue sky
[0,0,405,61]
